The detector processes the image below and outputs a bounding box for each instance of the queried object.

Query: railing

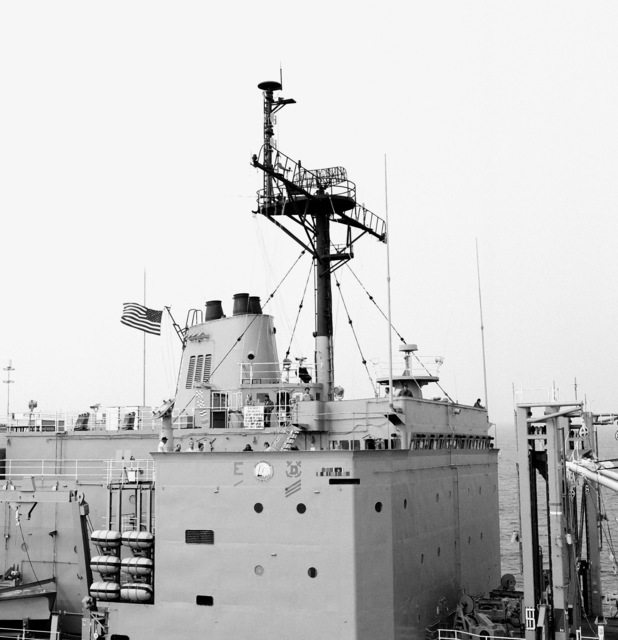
[372,355,444,379]
[0,625,60,640]
[2,407,158,434]
[238,360,316,386]
[436,630,507,640]
[254,148,386,241]
[1,459,155,484]
[513,385,562,406]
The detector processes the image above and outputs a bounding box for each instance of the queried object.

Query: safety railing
[0,624,60,640]
[372,355,444,379]
[238,360,315,386]
[1,459,154,484]
[436,630,508,640]
[2,407,159,434]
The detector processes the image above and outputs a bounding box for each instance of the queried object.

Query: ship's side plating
[105,435,499,640]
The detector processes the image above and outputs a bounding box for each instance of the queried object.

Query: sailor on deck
[399,383,413,397]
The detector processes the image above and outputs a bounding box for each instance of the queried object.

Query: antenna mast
[3,360,15,427]
[475,239,489,412]
[252,81,386,401]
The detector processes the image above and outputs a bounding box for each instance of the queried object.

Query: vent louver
[186,356,196,389]
[185,530,215,544]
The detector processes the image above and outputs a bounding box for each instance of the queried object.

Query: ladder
[271,425,302,451]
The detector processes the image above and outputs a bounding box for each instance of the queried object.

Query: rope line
[17,516,40,584]
[205,250,306,385]
[333,272,377,397]
[285,260,313,359]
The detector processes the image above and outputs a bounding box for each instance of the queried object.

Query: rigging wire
[333,272,377,396]
[199,250,307,391]
[17,515,40,584]
[341,261,455,402]
[343,263,407,344]
[284,260,313,359]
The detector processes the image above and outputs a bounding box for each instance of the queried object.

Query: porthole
[296,503,306,514]
[375,502,383,513]
[254,503,263,513]
[308,567,318,578]
[255,565,264,576]
[21,543,28,552]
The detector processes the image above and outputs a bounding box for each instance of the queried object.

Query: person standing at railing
[264,396,274,428]
[158,436,168,452]
[399,383,413,397]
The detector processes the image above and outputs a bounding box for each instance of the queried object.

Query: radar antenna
[252,81,386,401]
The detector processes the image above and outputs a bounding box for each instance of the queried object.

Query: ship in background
[0,81,500,639]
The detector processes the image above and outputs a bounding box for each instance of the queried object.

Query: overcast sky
[1,2,617,428]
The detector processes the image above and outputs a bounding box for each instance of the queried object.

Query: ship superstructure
[0,81,500,640]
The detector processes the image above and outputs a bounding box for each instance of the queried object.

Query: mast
[252,81,386,400]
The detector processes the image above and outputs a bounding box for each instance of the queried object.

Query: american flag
[121,303,163,336]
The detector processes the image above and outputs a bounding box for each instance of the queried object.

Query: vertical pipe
[517,406,539,640]
[314,209,333,400]
[545,416,570,640]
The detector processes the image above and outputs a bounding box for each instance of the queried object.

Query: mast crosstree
[252,80,386,401]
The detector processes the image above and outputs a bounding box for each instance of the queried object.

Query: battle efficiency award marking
[254,461,274,482]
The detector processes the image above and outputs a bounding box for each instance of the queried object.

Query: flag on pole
[121,303,163,336]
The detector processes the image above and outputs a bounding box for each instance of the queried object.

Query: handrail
[2,407,159,434]
[0,625,61,640]
[2,459,155,484]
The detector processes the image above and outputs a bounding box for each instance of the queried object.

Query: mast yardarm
[252,81,386,400]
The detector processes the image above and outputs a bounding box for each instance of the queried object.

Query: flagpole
[385,155,393,411]
[143,269,146,407]
[475,239,488,413]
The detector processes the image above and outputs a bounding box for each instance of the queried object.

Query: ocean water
[497,422,618,603]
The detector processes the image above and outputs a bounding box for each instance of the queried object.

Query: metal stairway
[271,424,302,451]
[252,148,386,242]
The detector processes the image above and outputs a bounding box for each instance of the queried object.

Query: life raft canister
[121,583,153,603]
[91,530,122,549]
[121,530,154,550]
[90,555,121,575]
[89,581,121,601]
[121,556,153,577]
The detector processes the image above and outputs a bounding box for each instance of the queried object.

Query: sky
[1,1,617,428]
